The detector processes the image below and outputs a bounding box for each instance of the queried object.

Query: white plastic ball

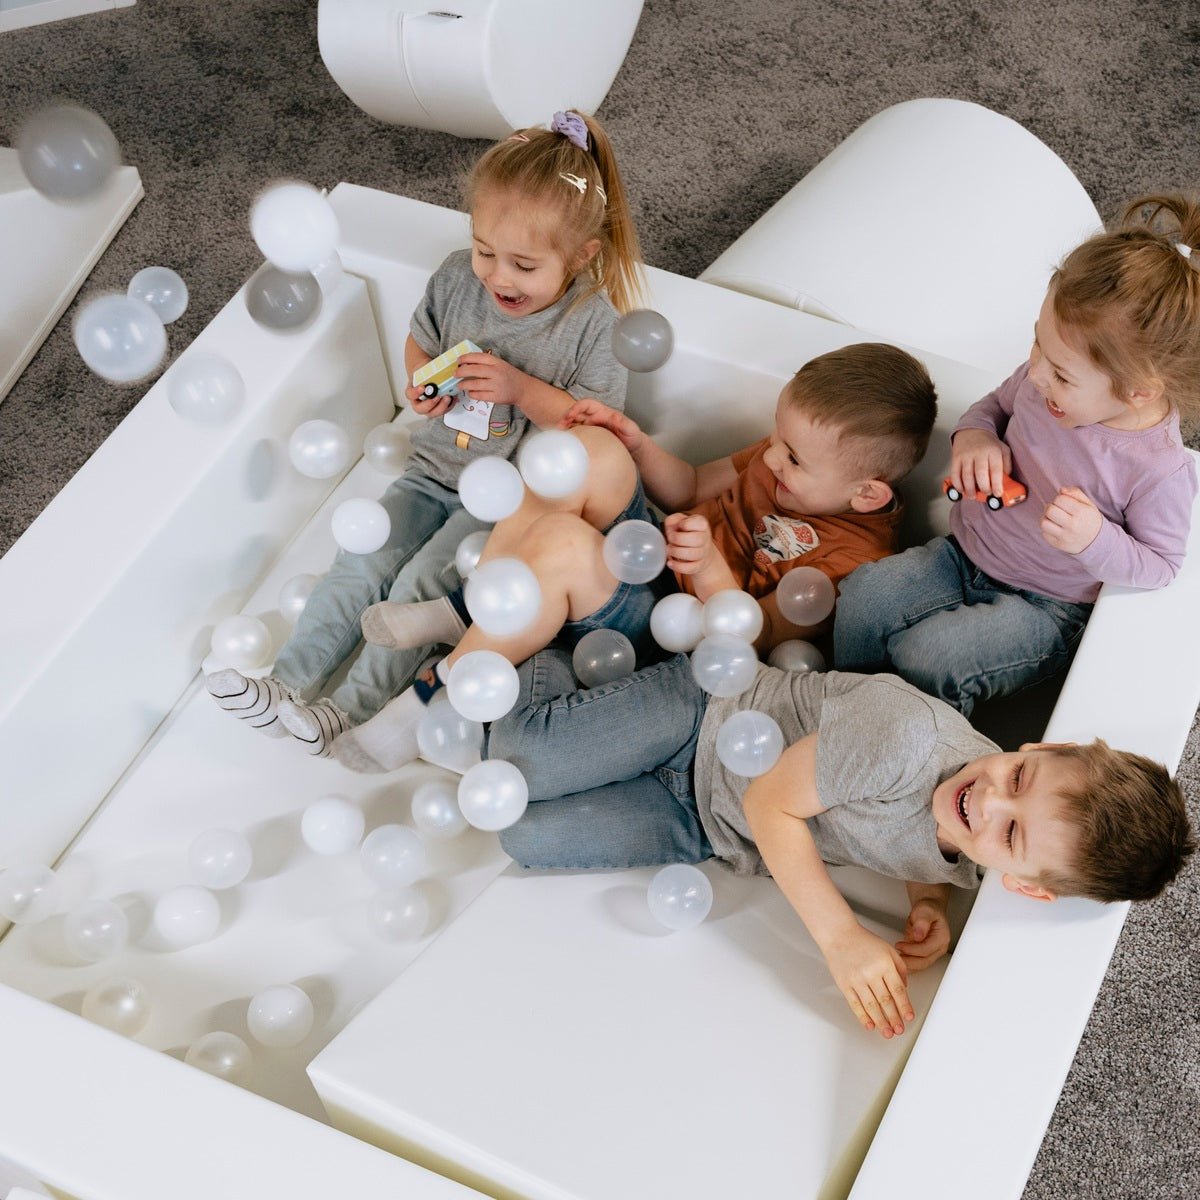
[602,519,667,584]
[457,759,529,831]
[367,887,430,942]
[246,983,314,1048]
[458,457,525,522]
[517,429,590,498]
[647,864,713,931]
[464,556,542,638]
[250,182,340,273]
[63,899,129,962]
[128,265,188,324]
[166,352,244,425]
[185,1031,253,1083]
[188,828,253,890]
[82,976,151,1036]
[359,825,428,889]
[209,614,273,671]
[454,530,490,578]
[649,592,705,653]
[715,710,785,777]
[446,650,520,723]
[0,863,60,925]
[767,639,826,674]
[363,423,412,475]
[690,633,760,698]
[73,293,167,384]
[410,779,470,839]
[572,628,636,687]
[288,419,350,479]
[278,572,319,623]
[301,795,366,855]
[152,885,221,948]
[415,695,483,775]
[331,498,391,554]
[702,589,764,643]
[775,566,836,627]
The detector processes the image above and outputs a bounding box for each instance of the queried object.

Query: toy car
[943,473,1027,511]
[411,339,482,400]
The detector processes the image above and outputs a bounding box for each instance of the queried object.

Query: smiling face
[932,745,1083,900]
[470,194,578,319]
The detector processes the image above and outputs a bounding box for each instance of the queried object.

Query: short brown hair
[784,343,937,483]
[1036,740,1195,903]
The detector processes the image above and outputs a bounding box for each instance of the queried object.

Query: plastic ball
[166,352,244,425]
[81,976,150,1037]
[415,695,483,775]
[572,628,636,687]
[715,710,785,777]
[288,419,350,479]
[331,498,391,554]
[367,887,430,942]
[464,556,542,638]
[690,633,759,698]
[458,457,525,522]
[767,639,826,674]
[73,293,167,384]
[517,429,590,498]
[457,760,529,831]
[188,828,253,890]
[410,778,470,839]
[210,614,273,671]
[185,1031,253,1083]
[152,885,221,948]
[702,589,764,643]
[454,530,490,578]
[17,104,119,202]
[446,650,520,723]
[775,566,836,627]
[63,899,129,962]
[250,182,340,274]
[0,863,60,925]
[300,795,365,855]
[602,519,667,584]
[363,423,412,475]
[244,263,322,333]
[612,309,674,372]
[649,592,705,653]
[246,984,313,1048]
[278,573,319,623]
[128,265,188,324]
[359,825,428,889]
[647,864,713,931]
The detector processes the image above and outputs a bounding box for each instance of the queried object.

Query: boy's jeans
[833,535,1092,717]
[485,648,713,869]
[273,471,488,724]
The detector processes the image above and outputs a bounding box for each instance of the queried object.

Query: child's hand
[895,897,951,971]
[453,351,526,408]
[950,428,1012,500]
[407,383,454,419]
[561,398,644,453]
[824,924,914,1039]
[664,512,718,577]
[1041,486,1103,554]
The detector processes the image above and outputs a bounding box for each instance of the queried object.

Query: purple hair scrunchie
[550,111,589,152]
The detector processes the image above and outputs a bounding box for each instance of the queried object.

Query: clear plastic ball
[166,352,244,425]
[775,566,836,627]
[457,760,529,831]
[516,429,590,498]
[188,828,253,890]
[246,984,313,1048]
[331,498,391,554]
[301,795,366,855]
[649,592,705,653]
[602,519,666,584]
[446,650,520,723]
[766,639,826,674]
[367,887,431,942]
[647,864,713,931]
[73,293,167,384]
[701,588,764,643]
[209,614,273,671]
[359,825,428,889]
[185,1031,253,1083]
[410,779,470,839]
[458,457,525,522]
[0,863,60,925]
[363,423,412,475]
[82,976,150,1036]
[278,573,319,623]
[464,556,542,638]
[572,628,636,687]
[415,695,483,775]
[690,633,760,698]
[128,265,188,324]
[288,419,350,479]
[454,530,490,578]
[63,899,129,962]
[714,710,785,777]
[152,885,221,948]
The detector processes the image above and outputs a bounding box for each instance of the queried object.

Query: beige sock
[360,595,467,650]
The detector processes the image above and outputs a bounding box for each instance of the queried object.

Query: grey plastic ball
[17,105,120,202]
[612,309,674,372]
[244,263,322,333]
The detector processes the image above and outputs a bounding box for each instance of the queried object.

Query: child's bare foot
[206,669,291,738]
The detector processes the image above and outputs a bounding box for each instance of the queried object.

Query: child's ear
[1127,378,1165,410]
[573,238,602,271]
[1018,740,1076,752]
[1001,873,1057,902]
[850,479,894,514]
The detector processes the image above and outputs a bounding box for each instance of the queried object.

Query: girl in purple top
[834,194,1200,716]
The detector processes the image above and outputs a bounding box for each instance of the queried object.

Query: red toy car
[943,474,1027,511]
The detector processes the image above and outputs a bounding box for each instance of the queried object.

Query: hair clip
[559,172,588,195]
[507,132,531,143]
[1175,241,1193,260]
[550,111,589,151]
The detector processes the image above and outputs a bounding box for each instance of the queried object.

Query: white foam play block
[0,0,133,33]
[0,145,142,400]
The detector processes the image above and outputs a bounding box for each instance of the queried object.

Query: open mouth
[494,291,527,310]
[1046,396,1066,419]
[955,782,974,829]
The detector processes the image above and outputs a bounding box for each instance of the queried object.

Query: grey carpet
[1,1,1197,1195]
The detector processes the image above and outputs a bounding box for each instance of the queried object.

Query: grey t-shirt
[406,249,627,489]
[694,669,995,888]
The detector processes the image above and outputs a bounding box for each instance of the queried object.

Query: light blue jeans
[273,471,489,724]
[833,535,1092,717]
[484,648,713,869]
